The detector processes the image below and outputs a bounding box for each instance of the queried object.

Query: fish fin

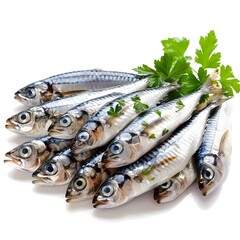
[219,130,232,161]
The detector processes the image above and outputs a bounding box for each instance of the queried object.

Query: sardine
[73,85,178,155]
[196,103,231,196]
[49,93,123,139]
[92,98,226,208]
[6,77,149,137]
[102,85,212,168]
[4,136,72,172]
[66,149,116,202]
[15,69,143,106]
[32,148,79,185]
[153,158,197,203]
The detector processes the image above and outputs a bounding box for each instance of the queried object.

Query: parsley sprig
[134,30,240,98]
[131,95,149,113]
[107,99,125,117]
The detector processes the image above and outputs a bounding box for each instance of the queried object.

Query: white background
[0,1,239,239]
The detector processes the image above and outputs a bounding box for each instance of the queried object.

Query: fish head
[102,132,141,168]
[4,140,50,172]
[198,154,224,196]
[73,121,103,154]
[49,110,89,139]
[32,153,77,185]
[154,174,185,203]
[5,106,50,136]
[15,82,52,106]
[93,174,132,208]
[66,165,105,202]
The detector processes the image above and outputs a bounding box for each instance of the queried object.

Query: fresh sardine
[4,136,72,172]
[15,69,143,106]
[196,103,231,196]
[153,158,197,203]
[49,93,123,139]
[102,85,213,168]
[32,148,79,185]
[73,85,178,155]
[6,77,149,137]
[92,98,226,208]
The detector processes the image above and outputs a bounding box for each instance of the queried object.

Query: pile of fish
[4,69,232,208]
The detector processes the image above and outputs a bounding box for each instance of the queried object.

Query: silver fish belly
[15,69,143,106]
[92,99,225,208]
[49,93,123,139]
[32,148,79,185]
[6,78,149,137]
[196,102,231,196]
[153,158,197,203]
[4,136,72,172]
[103,87,211,168]
[73,85,178,155]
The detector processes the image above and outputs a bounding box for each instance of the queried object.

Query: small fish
[196,103,231,196]
[66,150,116,202]
[102,85,213,168]
[32,148,79,185]
[49,93,122,139]
[73,85,178,155]
[15,69,143,106]
[4,136,72,172]
[93,98,226,208]
[6,78,149,137]
[153,158,197,203]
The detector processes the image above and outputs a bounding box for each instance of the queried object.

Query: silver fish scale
[67,93,123,116]
[42,78,149,116]
[115,103,218,198]
[196,104,228,166]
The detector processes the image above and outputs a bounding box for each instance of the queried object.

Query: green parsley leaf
[131,95,149,113]
[161,37,190,59]
[176,100,185,111]
[199,94,209,104]
[155,109,162,117]
[132,64,156,75]
[107,101,124,117]
[219,65,240,96]
[195,30,221,69]
[197,67,209,84]
[142,121,149,127]
[141,166,152,175]
[162,128,169,136]
[148,134,156,139]
[147,75,163,88]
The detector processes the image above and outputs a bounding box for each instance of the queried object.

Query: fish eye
[59,116,72,127]
[161,180,172,189]
[101,184,114,197]
[73,177,87,190]
[110,142,123,155]
[202,167,215,180]
[19,145,32,158]
[26,88,36,98]
[18,112,31,124]
[44,163,58,175]
[78,131,90,142]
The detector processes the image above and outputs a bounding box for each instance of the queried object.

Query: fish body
[103,86,211,168]
[4,136,72,172]
[15,69,143,106]
[73,85,178,155]
[66,150,116,202]
[49,93,123,139]
[32,148,79,185]
[153,158,197,203]
[196,103,231,196]
[93,99,224,208]
[6,78,149,137]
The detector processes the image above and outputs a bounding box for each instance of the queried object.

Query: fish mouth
[4,152,22,167]
[5,119,20,131]
[66,194,81,203]
[92,195,109,208]
[14,92,27,103]
[102,158,118,168]
[32,174,51,185]
[154,191,172,204]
